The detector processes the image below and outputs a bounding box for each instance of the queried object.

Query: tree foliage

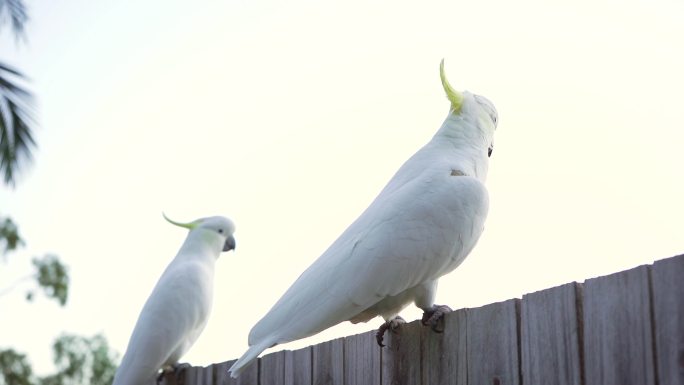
[39,334,119,385]
[0,0,29,39]
[26,254,69,306]
[1,5,119,385]
[0,216,23,255]
[0,349,33,385]
[1,334,119,385]
[0,62,37,187]
[0,0,36,187]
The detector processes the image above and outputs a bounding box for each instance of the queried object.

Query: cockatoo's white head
[440,59,498,157]
[163,213,236,252]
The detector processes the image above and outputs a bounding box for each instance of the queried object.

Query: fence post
[651,254,684,385]
[285,346,312,385]
[344,330,381,385]
[521,282,582,385]
[466,298,520,385]
[420,308,467,385]
[382,320,422,385]
[583,265,655,385]
[313,337,344,385]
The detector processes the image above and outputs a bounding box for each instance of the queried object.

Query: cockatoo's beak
[440,59,464,114]
[162,212,200,230]
[223,235,236,252]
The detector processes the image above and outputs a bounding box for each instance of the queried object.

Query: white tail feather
[228,337,277,378]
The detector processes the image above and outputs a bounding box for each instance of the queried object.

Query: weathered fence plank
[213,359,259,385]
[466,299,520,385]
[344,331,381,385]
[521,282,582,385]
[583,265,655,385]
[313,337,344,385]
[382,320,422,385]
[285,347,312,385]
[261,350,287,385]
[652,254,684,385]
[183,365,212,385]
[420,308,467,385]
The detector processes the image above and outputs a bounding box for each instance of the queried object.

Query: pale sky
[1,0,683,375]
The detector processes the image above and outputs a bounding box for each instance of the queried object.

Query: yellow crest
[440,59,464,113]
[162,212,200,230]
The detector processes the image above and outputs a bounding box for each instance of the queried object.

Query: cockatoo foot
[421,304,452,333]
[375,316,406,347]
[156,367,171,385]
[156,363,191,385]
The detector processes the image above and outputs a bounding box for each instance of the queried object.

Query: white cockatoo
[229,60,498,377]
[112,214,236,385]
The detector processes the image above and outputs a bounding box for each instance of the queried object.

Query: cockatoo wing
[114,261,213,385]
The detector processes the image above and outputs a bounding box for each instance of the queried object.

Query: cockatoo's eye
[218,228,224,234]
[488,145,493,157]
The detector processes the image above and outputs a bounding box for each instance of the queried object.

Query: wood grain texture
[652,254,684,385]
[313,338,344,385]
[520,282,582,385]
[261,350,287,385]
[185,365,212,385]
[344,330,381,385]
[160,255,684,385]
[583,265,655,385]
[381,320,422,385]
[285,347,312,385]
[466,299,521,385]
[420,308,467,385]
[212,359,259,385]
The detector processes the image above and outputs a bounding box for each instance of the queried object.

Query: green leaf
[0,348,35,385]
[0,0,29,41]
[43,333,119,385]
[0,216,24,255]
[0,61,37,188]
[31,254,69,306]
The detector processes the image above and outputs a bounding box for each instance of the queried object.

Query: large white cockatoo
[230,60,498,377]
[113,214,236,385]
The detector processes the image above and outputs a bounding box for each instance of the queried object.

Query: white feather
[230,73,498,378]
[113,216,235,385]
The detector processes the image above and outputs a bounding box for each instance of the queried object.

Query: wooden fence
[164,254,684,385]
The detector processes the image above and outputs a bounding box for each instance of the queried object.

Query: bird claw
[156,363,190,385]
[376,316,406,347]
[421,304,452,333]
[156,368,171,385]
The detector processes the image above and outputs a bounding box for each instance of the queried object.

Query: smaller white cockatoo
[112,213,236,385]
[229,60,498,378]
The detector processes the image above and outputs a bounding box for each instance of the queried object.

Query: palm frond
[0,0,29,40]
[0,61,37,187]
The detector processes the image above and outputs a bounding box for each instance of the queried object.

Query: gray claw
[421,304,452,333]
[376,316,406,347]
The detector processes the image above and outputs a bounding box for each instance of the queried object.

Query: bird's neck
[176,232,221,263]
[431,113,491,181]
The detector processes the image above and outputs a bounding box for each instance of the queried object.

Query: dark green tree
[39,334,118,385]
[0,216,23,255]
[1,2,119,384]
[0,349,34,385]
[0,0,37,187]
[0,251,70,305]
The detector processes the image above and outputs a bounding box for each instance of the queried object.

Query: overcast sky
[1,0,683,375]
